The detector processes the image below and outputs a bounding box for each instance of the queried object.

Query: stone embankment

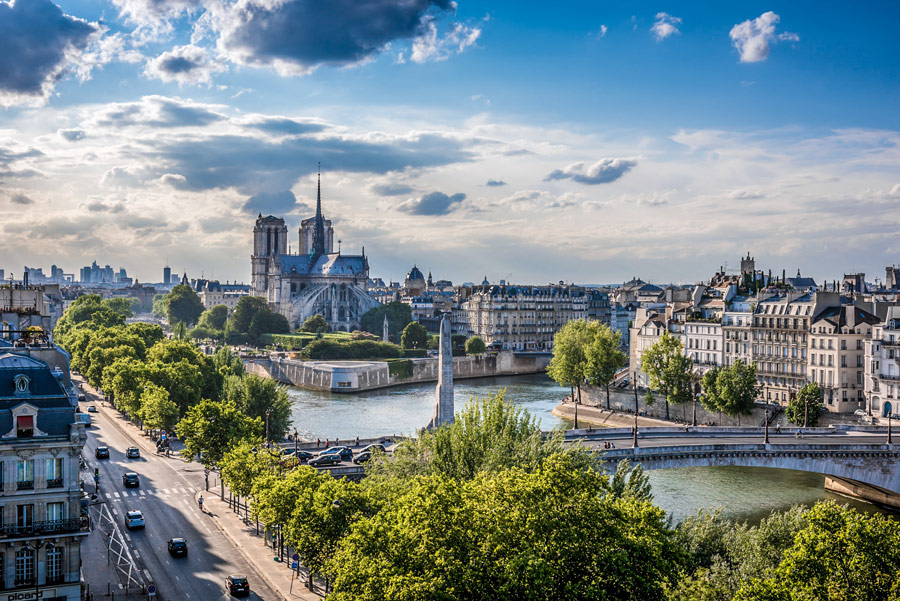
[244,350,550,393]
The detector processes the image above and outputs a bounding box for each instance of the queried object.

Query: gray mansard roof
[0,353,67,399]
[280,253,367,277]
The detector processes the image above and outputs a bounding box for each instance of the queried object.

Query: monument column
[427,313,455,430]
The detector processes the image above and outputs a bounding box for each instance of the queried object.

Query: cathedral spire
[313,162,327,255]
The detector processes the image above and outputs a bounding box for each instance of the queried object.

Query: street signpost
[148,583,157,597]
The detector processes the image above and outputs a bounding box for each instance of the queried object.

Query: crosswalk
[108,487,196,501]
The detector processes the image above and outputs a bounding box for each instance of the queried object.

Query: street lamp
[764,408,770,444]
[888,411,893,445]
[692,381,701,428]
[294,429,299,455]
[265,408,272,448]
[632,371,639,449]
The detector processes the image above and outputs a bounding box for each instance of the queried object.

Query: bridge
[578,425,900,508]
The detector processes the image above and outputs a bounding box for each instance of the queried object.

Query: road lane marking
[134,550,141,559]
[139,490,146,496]
[144,569,152,580]
[113,492,120,498]
[162,489,170,494]
[123,533,131,541]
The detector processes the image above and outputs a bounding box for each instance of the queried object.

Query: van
[76,413,91,427]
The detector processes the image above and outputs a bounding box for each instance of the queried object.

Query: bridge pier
[824,476,900,511]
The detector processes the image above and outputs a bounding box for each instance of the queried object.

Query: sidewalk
[198,491,322,601]
[553,402,680,428]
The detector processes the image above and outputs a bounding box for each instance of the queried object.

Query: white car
[125,510,145,529]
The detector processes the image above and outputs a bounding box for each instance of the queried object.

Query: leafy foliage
[198,304,229,331]
[303,339,402,360]
[784,382,823,427]
[642,331,694,420]
[138,383,179,432]
[164,284,205,327]
[701,360,759,418]
[359,302,412,343]
[400,321,428,349]
[465,335,486,354]
[300,314,330,333]
[176,398,262,466]
[228,296,269,335]
[222,374,292,441]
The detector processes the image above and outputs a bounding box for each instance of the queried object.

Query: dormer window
[16,415,34,438]
[14,374,30,395]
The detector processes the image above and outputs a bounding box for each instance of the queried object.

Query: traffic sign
[291,561,299,569]
[292,553,300,560]
[147,584,157,596]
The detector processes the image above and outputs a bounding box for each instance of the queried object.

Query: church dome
[406,265,425,282]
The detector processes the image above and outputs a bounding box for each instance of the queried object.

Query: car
[352,451,371,464]
[854,409,868,416]
[359,443,386,455]
[122,472,140,488]
[125,510,145,529]
[286,450,314,463]
[167,538,188,557]
[87,405,97,413]
[226,575,250,597]
[77,394,86,402]
[76,413,91,427]
[308,454,342,468]
[126,447,140,459]
[95,446,110,459]
[318,446,353,461]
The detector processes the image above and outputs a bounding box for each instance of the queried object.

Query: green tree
[148,339,222,401]
[165,284,205,327]
[126,322,165,350]
[214,346,245,378]
[785,382,823,427]
[228,296,269,334]
[331,454,683,601]
[584,322,627,410]
[547,319,591,404]
[465,336,486,355]
[151,294,167,319]
[222,374,292,442]
[176,399,262,465]
[248,309,290,344]
[139,383,179,432]
[300,314,329,333]
[400,321,428,349]
[359,302,412,342]
[198,304,229,331]
[701,360,760,424]
[220,442,273,503]
[641,331,694,420]
[189,325,222,341]
[101,357,154,416]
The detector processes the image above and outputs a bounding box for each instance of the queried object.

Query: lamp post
[632,371,639,449]
[294,429,299,455]
[573,394,579,431]
[692,381,701,427]
[889,411,893,445]
[764,408,770,444]
[265,408,272,448]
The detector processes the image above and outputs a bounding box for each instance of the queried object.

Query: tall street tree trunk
[606,383,611,410]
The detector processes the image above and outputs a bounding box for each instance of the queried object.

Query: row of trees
[547,320,628,409]
[55,295,292,440]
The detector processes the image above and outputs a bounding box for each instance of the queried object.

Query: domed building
[404,265,427,296]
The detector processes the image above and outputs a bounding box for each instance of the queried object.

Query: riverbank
[552,402,676,428]
[246,350,551,393]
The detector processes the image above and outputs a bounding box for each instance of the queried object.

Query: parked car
[95,446,110,459]
[287,450,314,463]
[318,446,353,461]
[359,443,386,455]
[125,510,145,529]
[226,575,250,597]
[167,538,188,557]
[126,446,140,459]
[352,451,371,464]
[122,472,140,488]
[87,406,98,413]
[309,454,342,468]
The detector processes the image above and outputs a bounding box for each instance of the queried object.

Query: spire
[312,163,327,255]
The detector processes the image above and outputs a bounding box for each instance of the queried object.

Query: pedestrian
[317,438,320,448]
[355,436,359,447]
[776,424,781,435]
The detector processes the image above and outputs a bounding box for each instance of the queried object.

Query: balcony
[16,480,34,491]
[46,478,63,489]
[0,518,87,539]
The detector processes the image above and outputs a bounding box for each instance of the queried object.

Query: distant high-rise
[163,266,171,285]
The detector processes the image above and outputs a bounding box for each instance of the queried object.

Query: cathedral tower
[251,214,288,297]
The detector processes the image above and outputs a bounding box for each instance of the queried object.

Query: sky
[1,0,899,287]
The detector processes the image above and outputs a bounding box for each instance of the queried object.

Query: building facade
[865,306,900,417]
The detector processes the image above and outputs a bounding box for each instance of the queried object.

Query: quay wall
[244,350,550,393]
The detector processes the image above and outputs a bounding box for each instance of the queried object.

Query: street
[79,386,278,601]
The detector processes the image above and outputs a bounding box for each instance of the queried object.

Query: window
[841,340,847,350]
[47,502,65,524]
[17,504,33,528]
[16,460,33,490]
[46,547,62,583]
[15,415,34,438]
[45,458,63,488]
[15,547,34,585]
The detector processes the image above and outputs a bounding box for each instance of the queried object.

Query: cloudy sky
[1,0,899,286]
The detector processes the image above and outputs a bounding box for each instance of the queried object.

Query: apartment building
[808,305,880,413]
[0,335,87,600]
[683,319,723,375]
[630,309,669,386]
[865,306,900,417]
[453,284,588,350]
[723,297,753,368]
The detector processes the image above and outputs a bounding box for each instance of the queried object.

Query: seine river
[286,373,881,524]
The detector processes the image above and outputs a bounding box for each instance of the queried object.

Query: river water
[286,373,882,524]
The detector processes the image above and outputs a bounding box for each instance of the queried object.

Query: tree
[733,501,900,601]
[583,323,627,410]
[151,294,167,320]
[465,336,486,355]
[214,346,245,378]
[300,314,329,333]
[785,383,823,427]
[222,374,292,442]
[139,383,179,432]
[359,302,412,342]
[126,322,165,350]
[249,309,290,344]
[701,360,760,424]
[228,296,269,334]
[400,321,428,349]
[165,284,205,327]
[330,454,683,601]
[148,339,222,401]
[641,331,694,420]
[176,399,262,466]
[198,305,229,332]
[547,319,591,404]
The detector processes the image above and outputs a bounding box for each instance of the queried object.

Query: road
[79,389,278,601]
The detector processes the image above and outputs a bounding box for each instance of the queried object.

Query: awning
[17,415,33,429]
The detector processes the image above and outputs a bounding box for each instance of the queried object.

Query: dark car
[352,451,371,464]
[288,450,314,463]
[167,538,187,557]
[226,575,250,597]
[309,454,342,468]
[95,446,110,459]
[318,446,353,461]
[360,443,386,455]
[126,447,140,459]
[122,472,140,488]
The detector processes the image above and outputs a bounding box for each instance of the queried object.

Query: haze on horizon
[0,0,898,286]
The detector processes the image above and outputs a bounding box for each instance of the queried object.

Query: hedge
[304,339,403,360]
[387,359,413,380]
[401,348,428,358]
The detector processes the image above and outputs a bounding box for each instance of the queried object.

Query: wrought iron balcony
[46,478,63,489]
[16,480,34,491]
[0,518,86,538]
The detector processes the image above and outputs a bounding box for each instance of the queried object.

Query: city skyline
[1,1,899,284]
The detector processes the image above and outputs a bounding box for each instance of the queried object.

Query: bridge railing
[563,424,897,438]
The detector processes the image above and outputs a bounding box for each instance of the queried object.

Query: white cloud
[650,13,681,42]
[544,158,638,185]
[597,25,608,38]
[145,45,227,85]
[410,21,481,64]
[729,12,798,63]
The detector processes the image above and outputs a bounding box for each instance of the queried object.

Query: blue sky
[1,0,898,286]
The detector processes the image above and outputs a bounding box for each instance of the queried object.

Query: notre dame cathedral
[250,174,379,332]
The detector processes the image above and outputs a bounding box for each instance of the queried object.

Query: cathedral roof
[406,265,425,282]
[280,253,367,277]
